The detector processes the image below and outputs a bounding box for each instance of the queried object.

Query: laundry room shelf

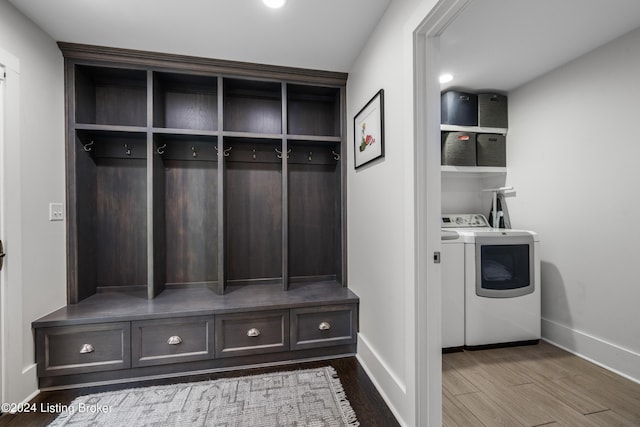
[440,124,507,135]
[441,165,507,177]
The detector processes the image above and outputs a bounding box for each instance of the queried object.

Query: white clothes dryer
[442,214,541,347]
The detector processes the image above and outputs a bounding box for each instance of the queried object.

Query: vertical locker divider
[147,69,161,298]
[217,76,226,295]
[339,86,347,287]
[67,60,81,304]
[282,83,289,291]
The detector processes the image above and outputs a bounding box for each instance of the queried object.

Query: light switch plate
[49,203,64,221]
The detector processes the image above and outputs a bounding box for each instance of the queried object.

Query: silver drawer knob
[319,322,331,331]
[167,336,183,345]
[79,344,95,354]
[247,328,261,337]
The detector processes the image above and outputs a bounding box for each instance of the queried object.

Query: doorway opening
[412,1,471,425]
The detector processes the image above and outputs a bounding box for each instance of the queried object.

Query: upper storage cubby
[75,65,147,127]
[223,78,282,135]
[153,72,218,131]
[287,84,340,137]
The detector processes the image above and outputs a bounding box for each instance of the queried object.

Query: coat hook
[83,140,94,152]
[124,144,131,156]
[157,144,166,155]
[308,151,313,162]
[223,147,232,157]
[191,146,197,158]
[332,150,340,161]
[275,148,291,159]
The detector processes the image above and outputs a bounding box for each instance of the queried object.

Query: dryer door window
[475,236,535,298]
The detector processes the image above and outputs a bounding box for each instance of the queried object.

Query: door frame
[412,1,470,425]
[0,46,20,406]
[0,61,5,408]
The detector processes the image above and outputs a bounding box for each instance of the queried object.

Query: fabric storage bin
[442,132,476,166]
[476,134,506,166]
[441,91,478,126]
[478,93,508,128]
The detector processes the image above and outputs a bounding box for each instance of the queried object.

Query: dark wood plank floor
[0,357,399,427]
[444,340,640,426]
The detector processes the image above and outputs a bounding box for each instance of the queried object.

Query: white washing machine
[442,214,541,347]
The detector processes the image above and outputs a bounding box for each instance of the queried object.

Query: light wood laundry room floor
[443,340,640,426]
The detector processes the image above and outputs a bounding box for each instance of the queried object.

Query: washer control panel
[441,214,489,228]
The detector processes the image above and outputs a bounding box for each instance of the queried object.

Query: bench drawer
[36,322,130,377]
[132,316,214,367]
[291,305,357,350]
[215,310,289,358]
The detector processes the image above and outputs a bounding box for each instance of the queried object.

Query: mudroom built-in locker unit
[32,44,358,389]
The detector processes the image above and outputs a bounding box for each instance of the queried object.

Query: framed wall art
[353,89,384,169]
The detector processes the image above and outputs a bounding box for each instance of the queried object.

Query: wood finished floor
[443,340,640,426]
[0,357,399,427]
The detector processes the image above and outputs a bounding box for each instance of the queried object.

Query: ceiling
[7,0,391,73]
[440,0,640,92]
[8,0,640,90]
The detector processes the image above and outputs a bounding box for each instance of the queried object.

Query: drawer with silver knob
[214,310,289,358]
[36,322,131,377]
[290,305,358,350]
[131,316,214,367]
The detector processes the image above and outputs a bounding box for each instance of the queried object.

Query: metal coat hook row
[83,140,94,152]
[156,144,166,155]
[332,151,340,161]
[214,146,233,157]
[124,144,131,156]
[275,148,291,159]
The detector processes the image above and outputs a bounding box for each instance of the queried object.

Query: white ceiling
[8,0,640,90]
[440,0,640,92]
[8,0,391,73]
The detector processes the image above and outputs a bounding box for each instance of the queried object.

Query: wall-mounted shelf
[440,124,507,135]
[441,165,507,177]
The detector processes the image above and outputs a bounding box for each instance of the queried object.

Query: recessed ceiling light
[439,73,454,84]
[263,0,287,8]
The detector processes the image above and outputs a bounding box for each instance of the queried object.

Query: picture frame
[353,89,384,169]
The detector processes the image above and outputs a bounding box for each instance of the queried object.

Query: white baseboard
[356,333,409,427]
[542,317,640,384]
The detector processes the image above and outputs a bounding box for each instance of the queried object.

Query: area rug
[49,366,359,426]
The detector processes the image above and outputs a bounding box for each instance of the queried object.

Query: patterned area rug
[49,366,359,426]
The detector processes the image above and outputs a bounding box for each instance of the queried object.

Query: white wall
[347,0,442,425]
[442,173,505,215]
[0,0,65,403]
[507,26,640,381]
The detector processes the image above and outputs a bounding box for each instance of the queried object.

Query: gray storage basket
[441,132,476,166]
[476,134,506,166]
[441,91,478,126]
[478,93,508,128]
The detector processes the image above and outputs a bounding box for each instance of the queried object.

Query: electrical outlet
[49,203,64,221]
